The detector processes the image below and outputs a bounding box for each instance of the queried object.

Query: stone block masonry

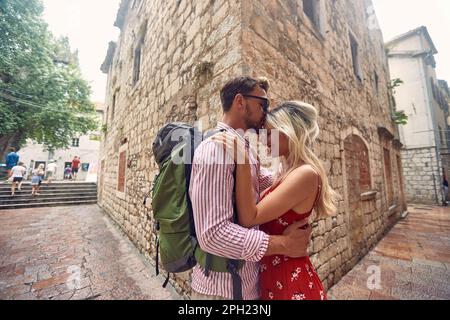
[401,147,444,205]
[99,0,406,297]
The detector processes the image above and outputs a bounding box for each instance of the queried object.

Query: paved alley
[1,203,449,300]
[0,205,180,300]
[328,205,450,300]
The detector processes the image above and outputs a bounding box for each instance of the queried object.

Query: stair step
[0,192,98,200]
[0,186,97,195]
[0,182,96,185]
[0,189,97,196]
[0,181,98,209]
[0,186,97,192]
[0,195,97,205]
[0,183,96,188]
[0,200,98,210]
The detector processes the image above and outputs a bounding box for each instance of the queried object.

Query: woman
[9,161,26,196]
[31,164,45,196]
[214,101,339,300]
[64,165,73,180]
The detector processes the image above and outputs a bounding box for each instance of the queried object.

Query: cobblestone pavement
[328,205,450,300]
[0,205,180,300]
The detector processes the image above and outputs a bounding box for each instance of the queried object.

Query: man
[443,169,448,206]
[9,161,26,196]
[71,156,80,181]
[189,77,312,300]
[5,147,19,177]
[46,160,58,184]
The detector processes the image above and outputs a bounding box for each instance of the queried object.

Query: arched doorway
[344,134,371,258]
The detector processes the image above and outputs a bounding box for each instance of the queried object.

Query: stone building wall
[239,0,405,288]
[99,0,248,297]
[401,147,443,204]
[99,0,405,298]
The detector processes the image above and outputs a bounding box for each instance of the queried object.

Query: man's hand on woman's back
[282,219,313,258]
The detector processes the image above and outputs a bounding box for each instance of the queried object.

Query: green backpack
[149,122,244,300]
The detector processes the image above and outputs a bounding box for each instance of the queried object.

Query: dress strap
[312,174,322,209]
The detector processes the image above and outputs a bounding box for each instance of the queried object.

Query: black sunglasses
[242,94,270,113]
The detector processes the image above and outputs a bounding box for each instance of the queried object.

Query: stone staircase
[0,181,97,210]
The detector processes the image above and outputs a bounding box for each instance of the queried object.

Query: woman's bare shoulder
[287,165,319,191]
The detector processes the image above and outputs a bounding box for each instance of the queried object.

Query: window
[396,155,405,208]
[439,126,445,146]
[117,150,127,193]
[133,44,142,85]
[111,91,117,122]
[303,0,320,31]
[383,148,393,206]
[350,33,362,81]
[72,138,80,147]
[373,72,379,94]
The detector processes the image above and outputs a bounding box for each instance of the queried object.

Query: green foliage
[392,110,408,125]
[388,78,408,125]
[101,124,108,134]
[0,0,98,150]
[388,78,404,91]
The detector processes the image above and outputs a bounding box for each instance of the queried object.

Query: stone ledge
[361,190,377,201]
[388,204,398,216]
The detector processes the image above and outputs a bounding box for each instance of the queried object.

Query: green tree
[0,0,98,160]
[388,78,408,125]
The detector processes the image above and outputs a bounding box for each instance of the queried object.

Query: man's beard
[243,107,265,132]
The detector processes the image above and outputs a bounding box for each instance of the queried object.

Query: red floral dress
[259,183,327,301]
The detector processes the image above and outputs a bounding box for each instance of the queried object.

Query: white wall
[389,34,422,52]
[18,136,101,181]
[17,111,103,181]
[388,55,435,148]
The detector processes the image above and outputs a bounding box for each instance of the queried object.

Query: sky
[43,0,121,103]
[373,0,450,82]
[42,0,450,102]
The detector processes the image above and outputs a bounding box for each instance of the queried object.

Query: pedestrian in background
[45,160,57,184]
[443,170,449,206]
[64,165,72,180]
[31,164,45,196]
[5,147,19,177]
[9,161,26,196]
[71,156,80,181]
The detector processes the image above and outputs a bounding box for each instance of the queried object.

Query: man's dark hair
[220,76,269,112]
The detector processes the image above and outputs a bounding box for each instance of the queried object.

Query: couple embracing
[189,76,339,300]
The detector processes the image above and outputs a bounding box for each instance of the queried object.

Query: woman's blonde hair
[266,101,339,218]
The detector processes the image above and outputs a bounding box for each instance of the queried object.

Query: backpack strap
[204,254,212,277]
[228,164,243,300]
[185,127,197,240]
[227,259,243,300]
[155,236,160,276]
[155,221,160,276]
[162,273,170,288]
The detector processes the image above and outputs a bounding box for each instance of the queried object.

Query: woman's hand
[212,133,249,164]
